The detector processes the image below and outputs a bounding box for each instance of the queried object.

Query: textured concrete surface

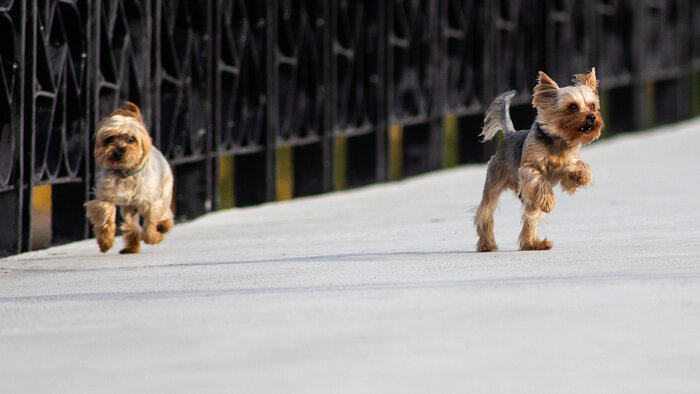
[2,118,700,393]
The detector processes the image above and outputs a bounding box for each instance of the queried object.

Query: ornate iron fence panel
[216,0,268,154]
[331,0,383,137]
[440,0,487,115]
[0,1,25,254]
[593,0,635,88]
[31,0,89,185]
[95,0,151,132]
[544,0,594,84]
[0,1,23,194]
[1,0,698,256]
[387,0,439,125]
[29,0,92,246]
[637,0,689,80]
[487,0,545,104]
[154,0,212,164]
[273,0,328,147]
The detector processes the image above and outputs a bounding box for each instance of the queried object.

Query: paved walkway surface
[2,118,700,393]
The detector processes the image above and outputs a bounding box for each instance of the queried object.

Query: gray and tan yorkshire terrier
[475,69,603,252]
[85,102,174,254]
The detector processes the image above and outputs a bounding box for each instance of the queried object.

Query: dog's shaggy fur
[475,69,603,252]
[85,102,174,254]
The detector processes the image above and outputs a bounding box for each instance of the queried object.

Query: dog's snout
[113,148,124,159]
[586,114,596,122]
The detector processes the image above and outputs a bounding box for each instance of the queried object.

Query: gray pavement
[2,118,700,393]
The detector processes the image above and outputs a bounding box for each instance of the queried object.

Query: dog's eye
[569,104,579,111]
[589,104,596,111]
[127,136,136,144]
[104,136,114,144]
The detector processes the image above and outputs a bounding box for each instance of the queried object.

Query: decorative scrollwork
[637,0,686,79]
[388,0,438,124]
[594,0,635,88]
[332,0,381,136]
[156,0,211,162]
[275,0,327,145]
[32,0,88,183]
[217,0,267,153]
[96,0,150,127]
[441,0,486,114]
[489,0,544,100]
[0,1,22,192]
[545,0,593,83]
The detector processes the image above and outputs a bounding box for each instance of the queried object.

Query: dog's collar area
[533,123,564,144]
[112,163,146,178]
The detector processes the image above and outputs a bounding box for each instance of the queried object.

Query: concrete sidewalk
[2,118,700,393]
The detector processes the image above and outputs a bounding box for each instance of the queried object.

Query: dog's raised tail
[479,90,517,142]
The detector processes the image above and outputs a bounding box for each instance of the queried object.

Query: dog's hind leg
[475,162,508,252]
[155,171,174,235]
[156,217,174,235]
[119,206,142,254]
[142,208,165,245]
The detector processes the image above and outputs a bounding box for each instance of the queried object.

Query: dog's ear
[532,71,560,109]
[139,131,153,163]
[122,101,142,121]
[132,129,153,170]
[572,68,598,95]
[109,101,143,122]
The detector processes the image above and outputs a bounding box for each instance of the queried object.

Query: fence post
[0,1,26,256]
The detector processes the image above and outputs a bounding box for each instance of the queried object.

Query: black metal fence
[1,0,698,256]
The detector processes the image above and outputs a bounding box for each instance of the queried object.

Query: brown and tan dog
[85,102,174,254]
[475,69,603,252]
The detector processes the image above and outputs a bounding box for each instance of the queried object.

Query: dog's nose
[586,114,596,122]
[114,149,124,159]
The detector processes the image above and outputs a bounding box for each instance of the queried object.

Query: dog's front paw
[569,171,583,185]
[569,169,591,187]
[561,167,592,195]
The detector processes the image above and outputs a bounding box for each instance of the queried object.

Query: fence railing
[1,0,699,256]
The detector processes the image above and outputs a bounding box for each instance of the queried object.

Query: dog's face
[94,103,152,170]
[532,69,604,145]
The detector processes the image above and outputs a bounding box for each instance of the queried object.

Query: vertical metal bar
[52,0,92,245]
[266,0,277,202]
[21,0,37,252]
[0,1,26,256]
[330,0,338,188]
[18,0,26,254]
[212,0,223,211]
[206,0,215,213]
[153,0,162,148]
[323,0,333,192]
[89,0,99,190]
[385,0,393,178]
[375,0,386,183]
[429,0,442,171]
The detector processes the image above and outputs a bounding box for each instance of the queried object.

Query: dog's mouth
[108,151,125,167]
[577,124,593,134]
